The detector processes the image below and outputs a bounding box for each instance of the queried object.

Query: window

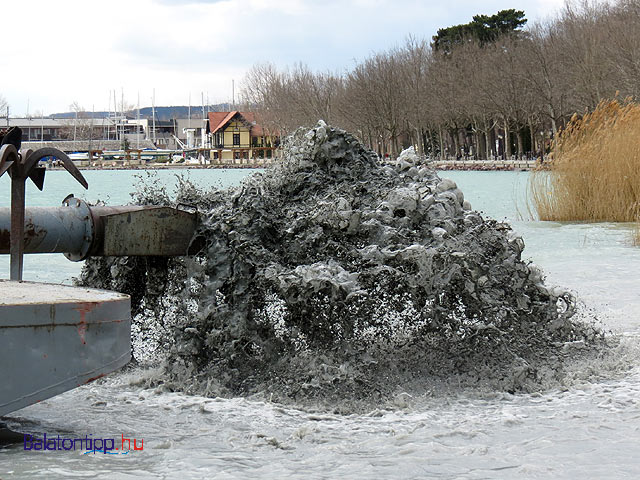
[233,133,240,146]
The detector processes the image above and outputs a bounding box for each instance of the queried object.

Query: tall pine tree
[432,9,527,52]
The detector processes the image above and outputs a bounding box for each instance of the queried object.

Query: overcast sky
[2,0,566,116]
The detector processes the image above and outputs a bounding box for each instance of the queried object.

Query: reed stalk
[529,99,640,231]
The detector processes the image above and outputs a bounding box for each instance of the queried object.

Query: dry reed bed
[529,99,640,243]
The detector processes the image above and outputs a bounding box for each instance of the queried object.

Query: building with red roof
[207,111,279,163]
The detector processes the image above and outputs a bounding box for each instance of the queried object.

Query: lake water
[1,168,640,479]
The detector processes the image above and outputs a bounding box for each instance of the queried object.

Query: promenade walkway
[431,159,537,170]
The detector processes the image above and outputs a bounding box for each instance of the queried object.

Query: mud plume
[79,122,603,409]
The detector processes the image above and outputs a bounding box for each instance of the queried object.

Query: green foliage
[432,9,527,52]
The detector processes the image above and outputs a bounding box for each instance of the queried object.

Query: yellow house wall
[248,136,278,148]
[221,120,251,148]
[208,150,235,161]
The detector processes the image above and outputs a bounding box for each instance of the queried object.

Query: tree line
[241,0,640,160]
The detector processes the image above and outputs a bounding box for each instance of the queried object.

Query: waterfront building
[207,111,279,163]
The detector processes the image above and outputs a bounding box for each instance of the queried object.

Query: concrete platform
[0,280,131,416]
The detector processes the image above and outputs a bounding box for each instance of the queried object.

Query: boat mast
[121,87,125,144]
[137,92,140,151]
[201,92,205,148]
[152,89,156,145]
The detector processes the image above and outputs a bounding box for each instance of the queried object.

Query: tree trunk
[470,127,477,159]
[481,130,488,160]
[477,129,485,160]
[503,121,511,160]
[421,128,428,157]
[416,127,424,155]
[451,129,459,160]
[548,104,558,135]
[516,128,523,160]
[528,117,536,160]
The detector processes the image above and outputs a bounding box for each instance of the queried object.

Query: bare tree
[557,1,618,111]
[242,63,294,135]
[428,42,478,159]
[0,94,8,120]
[347,50,407,157]
[398,36,433,155]
[521,22,571,135]
[60,102,98,140]
[601,0,640,98]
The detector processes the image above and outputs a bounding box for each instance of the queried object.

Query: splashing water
[78,122,605,411]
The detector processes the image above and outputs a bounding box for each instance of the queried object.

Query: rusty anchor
[0,127,88,280]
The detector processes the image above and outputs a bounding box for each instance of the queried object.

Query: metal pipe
[10,176,25,280]
[0,198,200,260]
[0,205,90,255]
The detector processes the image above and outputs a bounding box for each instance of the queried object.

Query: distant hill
[50,103,233,121]
[50,111,110,119]
[136,104,232,121]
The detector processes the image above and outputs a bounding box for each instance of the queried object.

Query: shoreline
[49,163,270,171]
[430,159,537,171]
[48,159,538,172]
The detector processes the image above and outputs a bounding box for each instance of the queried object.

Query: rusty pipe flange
[62,196,95,262]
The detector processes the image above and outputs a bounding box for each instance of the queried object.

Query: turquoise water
[443,170,640,331]
[441,170,531,220]
[0,168,254,207]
